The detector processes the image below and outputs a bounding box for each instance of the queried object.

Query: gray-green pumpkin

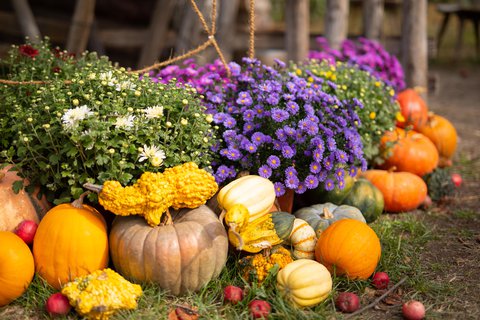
[293,203,366,238]
[342,178,384,223]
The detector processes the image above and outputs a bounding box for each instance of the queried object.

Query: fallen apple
[249,299,271,318]
[223,285,244,304]
[14,220,38,246]
[402,300,425,320]
[372,272,390,289]
[335,292,360,313]
[45,292,71,317]
[451,173,462,187]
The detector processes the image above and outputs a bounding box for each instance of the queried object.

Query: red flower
[52,66,61,73]
[19,45,39,58]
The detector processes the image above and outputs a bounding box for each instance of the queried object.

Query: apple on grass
[335,292,360,313]
[402,300,425,320]
[223,285,244,304]
[45,292,71,317]
[249,299,271,318]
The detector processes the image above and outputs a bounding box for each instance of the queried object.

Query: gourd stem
[83,182,103,193]
[323,207,334,219]
[219,209,226,225]
[0,172,4,181]
[387,166,397,173]
[72,191,91,208]
[163,208,173,225]
[230,229,244,250]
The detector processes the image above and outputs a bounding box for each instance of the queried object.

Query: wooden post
[325,0,350,50]
[401,0,428,90]
[286,0,309,61]
[215,0,241,62]
[175,1,208,58]
[363,0,384,40]
[66,0,96,55]
[138,0,176,68]
[11,0,41,43]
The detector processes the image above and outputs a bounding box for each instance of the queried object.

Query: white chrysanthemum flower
[138,145,166,166]
[115,115,136,129]
[115,81,137,92]
[99,71,117,86]
[143,105,164,119]
[61,105,94,129]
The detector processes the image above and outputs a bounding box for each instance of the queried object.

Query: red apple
[249,299,271,318]
[335,292,360,313]
[223,285,244,304]
[14,220,38,245]
[451,173,462,187]
[372,272,390,289]
[45,292,71,317]
[402,300,425,320]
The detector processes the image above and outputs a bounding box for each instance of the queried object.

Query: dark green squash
[301,173,355,206]
[342,179,384,223]
[271,211,296,241]
[293,203,365,238]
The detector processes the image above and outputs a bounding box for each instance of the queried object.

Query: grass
[1,211,456,320]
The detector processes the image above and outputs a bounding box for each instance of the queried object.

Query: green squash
[294,203,366,238]
[271,211,296,241]
[342,179,384,223]
[301,172,355,206]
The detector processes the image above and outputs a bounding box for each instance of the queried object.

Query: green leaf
[12,180,23,194]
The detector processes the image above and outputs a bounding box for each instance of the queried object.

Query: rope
[211,0,217,35]
[249,0,255,59]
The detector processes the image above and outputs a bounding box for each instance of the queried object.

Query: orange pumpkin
[396,88,429,130]
[361,169,427,212]
[33,193,109,289]
[0,166,51,232]
[417,113,457,167]
[314,219,381,280]
[0,231,35,306]
[380,127,438,177]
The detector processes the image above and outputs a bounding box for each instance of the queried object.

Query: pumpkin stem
[163,208,173,225]
[219,209,226,226]
[0,172,4,181]
[72,191,91,208]
[323,207,334,219]
[83,183,103,193]
[387,166,397,173]
[413,86,427,94]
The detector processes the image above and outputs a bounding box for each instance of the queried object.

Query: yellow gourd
[217,175,276,222]
[277,259,332,308]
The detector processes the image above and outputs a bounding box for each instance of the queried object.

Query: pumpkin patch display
[379,127,439,177]
[294,203,366,238]
[0,231,35,306]
[396,88,429,130]
[315,219,381,280]
[217,175,276,223]
[0,166,51,232]
[277,259,333,308]
[109,205,228,296]
[417,113,458,167]
[361,169,428,212]
[33,193,109,289]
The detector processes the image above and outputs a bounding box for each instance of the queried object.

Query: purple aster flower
[285,175,300,189]
[265,93,280,105]
[349,166,358,177]
[285,166,297,177]
[258,165,272,178]
[226,148,242,161]
[223,115,237,129]
[243,109,255,121]
[251,132,265,145]
[318,171,328,182]
[286,81,297,93]
[254,104,266,118]
[305,175,319,189]
[283,125,296,137]
[296,182,307,194]
[267,155,281,169]
[286,101,299,114]
[335,150,348,164]
[326,137,337,151]
[242,141,257,153]
[310,137,324,151]
[243,122,254,133]
[323,155,334,171]
[281,145,295,159]
[312,147,324,162]
[324,178,335,191]
[273,140,284,151]
[274,182,286,197]
[216,165,230,180]
[227,166,237,178]
[236,91,253,106]
[337,178,346,190]
[309,161,322,174]
[274,58,286,68]
[213,112,227,123]
[334,168,345,181]
[275,128,287,141]
[271,108,289,122]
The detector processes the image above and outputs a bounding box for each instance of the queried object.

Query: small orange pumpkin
[396,88,429,130]
[314,219,381,280]
[0,166,51,232]
[417,113,457,167]
[380,127,438,177]
[33,193,109,289]
[361,169,427,212]
[0,231,35,306]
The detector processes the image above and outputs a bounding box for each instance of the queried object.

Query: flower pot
[276,189,295,213]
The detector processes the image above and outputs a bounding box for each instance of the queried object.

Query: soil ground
[358,64,480,320]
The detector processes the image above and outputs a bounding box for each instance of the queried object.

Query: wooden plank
[325,0,350,50]
[212,0,241,62]
[175,1,208,58]
[10,0,41,42]
[285,0,309,61]
[66,0,96,55]
[363,0,384,40]
[401,0,428,90]
[138,0,176,69]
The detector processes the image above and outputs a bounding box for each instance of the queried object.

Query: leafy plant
[0,39,216,203]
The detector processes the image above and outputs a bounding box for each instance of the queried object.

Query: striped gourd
[288,219,317,260]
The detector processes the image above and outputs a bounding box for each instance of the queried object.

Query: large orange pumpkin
[109,205,228,296]
[0,166,51,232]
[0,231,35,306]
[33,194,109,289]
[417,113,457,167]
[361,169,427,212]
[380,127,438,177]
[314,219,381,280]
[396,88,429,130]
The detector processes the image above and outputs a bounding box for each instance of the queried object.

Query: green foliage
[0,38,216,203]
[292,60,400,164]
[423,168,455,201]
